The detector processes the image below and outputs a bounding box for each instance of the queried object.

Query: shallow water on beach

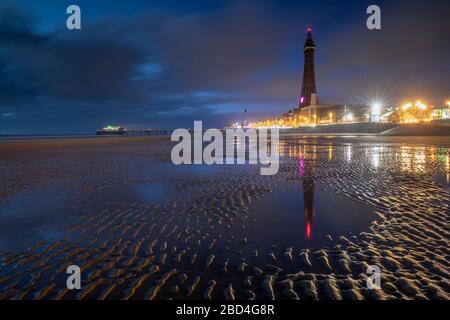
[247,184,378,249]
[0,188,71,251]
[86,181,173,204]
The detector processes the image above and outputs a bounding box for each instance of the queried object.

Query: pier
[124,130,173,136]
[96,129,173,136]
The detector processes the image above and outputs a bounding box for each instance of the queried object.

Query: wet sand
[0,135,449,300]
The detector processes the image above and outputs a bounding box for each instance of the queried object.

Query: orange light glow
[402,102,413,111]
[415,100,427,110]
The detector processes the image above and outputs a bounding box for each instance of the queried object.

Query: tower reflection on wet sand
[303,176,315,240]
[299,152,316,240]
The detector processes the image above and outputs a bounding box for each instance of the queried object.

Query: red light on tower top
[307,26,312,32]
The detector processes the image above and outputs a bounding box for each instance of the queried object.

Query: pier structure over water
[96,128,172,136]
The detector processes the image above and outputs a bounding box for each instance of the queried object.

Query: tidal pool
[247,179,378,249]
[87,181,173,204]
[0,190,70,251]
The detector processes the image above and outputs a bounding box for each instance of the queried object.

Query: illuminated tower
[299,27,317,108]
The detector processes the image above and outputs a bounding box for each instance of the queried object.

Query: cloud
[0,3,45,45]
[317,0,450,104]
[1,1,307,133]
[0,0,449,133]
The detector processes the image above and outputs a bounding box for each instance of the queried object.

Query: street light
[415,100,427,110]
[371,102,381,122]
[372,102,381,114]
[345,113,353,122]
[402,102,413,111]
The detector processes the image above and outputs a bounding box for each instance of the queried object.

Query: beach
[0,135,449,300]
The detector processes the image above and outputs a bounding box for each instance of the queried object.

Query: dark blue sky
[0,0,449,133]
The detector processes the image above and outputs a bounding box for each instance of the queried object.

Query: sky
[0,0,449,134]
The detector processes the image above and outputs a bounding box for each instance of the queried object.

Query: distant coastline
[0,134,97,140]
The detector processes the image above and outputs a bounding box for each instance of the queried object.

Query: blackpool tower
[299,27,317,108]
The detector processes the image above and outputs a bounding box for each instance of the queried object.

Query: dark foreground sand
[0,136,449,300]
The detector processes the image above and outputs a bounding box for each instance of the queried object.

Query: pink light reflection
[299,156,305,177]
